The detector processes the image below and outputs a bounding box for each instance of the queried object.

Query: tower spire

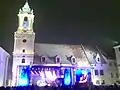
[25,0,29,5]
[17,0,34,31]
[19,0,33,14]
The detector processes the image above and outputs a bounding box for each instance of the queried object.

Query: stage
[16,64,92,86]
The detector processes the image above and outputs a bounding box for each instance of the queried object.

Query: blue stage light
[75,69,91,83]
[18,66,30,86]
[75,69,82,75]
[63,68,72,86]
[18,77,28,86]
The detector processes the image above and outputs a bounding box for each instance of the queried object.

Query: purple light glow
[30,67,59,86]
[31,71,34,75]
[45,70,57,81]
[39,71,45,79]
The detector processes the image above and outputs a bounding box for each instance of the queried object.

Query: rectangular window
[111,73,113,78]
[116,73,119,78]
[109,62,112,66]
[100,70,104,75]
[95,70,99,75]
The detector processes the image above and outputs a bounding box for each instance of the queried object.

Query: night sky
[0,0,120,58]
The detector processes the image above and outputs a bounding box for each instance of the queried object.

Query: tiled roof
[34,43,107,66]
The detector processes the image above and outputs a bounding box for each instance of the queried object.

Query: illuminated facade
[113,45,120,80]
[11,1,119,86]
[0,47,10,86]
[34,43,118,85]
[12,1,35,86]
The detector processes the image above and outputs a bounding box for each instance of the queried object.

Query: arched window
[41,56,46,63]
[23,49,25,53]
[97,58,100,61]
[22,59,25,63]
[71,57,76,64]
[72,58,76,63]
[24,17,28,21]
[56,57,60,63]
[23,17,28,28]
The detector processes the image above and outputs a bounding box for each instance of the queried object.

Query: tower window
[24,17,28,21]
[22,59,25,63]
[23,39,27,43]
[97,58,100,61]
[23,49,25,53]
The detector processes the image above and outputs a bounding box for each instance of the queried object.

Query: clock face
[23,21,28,28]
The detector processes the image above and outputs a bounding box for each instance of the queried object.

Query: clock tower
[12,1,35,86]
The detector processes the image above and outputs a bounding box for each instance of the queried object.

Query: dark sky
[0,0,120,58]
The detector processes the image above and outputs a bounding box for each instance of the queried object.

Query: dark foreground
[0,84,120,90]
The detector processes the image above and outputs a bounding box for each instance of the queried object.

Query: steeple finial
[19,0,33,14]
[25,0,29,5]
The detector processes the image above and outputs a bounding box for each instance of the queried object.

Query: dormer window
[71,57,76,64]
[97,58,100,62]
[72,58,76,63]
[41,56,45,63]
[56,57,60,63]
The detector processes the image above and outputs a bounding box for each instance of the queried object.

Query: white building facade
[12,1,35,86]
[0,47,10,87]
[113,45,120,80]
[34,43,119,85]
[11,1,119,86]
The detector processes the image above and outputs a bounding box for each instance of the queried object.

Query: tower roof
[19,0,33,14]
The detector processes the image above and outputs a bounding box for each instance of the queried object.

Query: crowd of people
[0,83,120,90]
